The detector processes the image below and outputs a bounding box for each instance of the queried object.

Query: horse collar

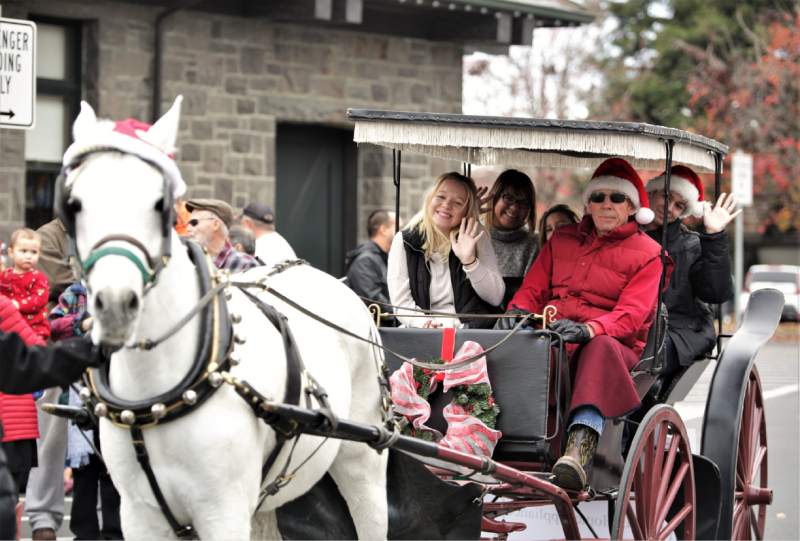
[82,239,234,429]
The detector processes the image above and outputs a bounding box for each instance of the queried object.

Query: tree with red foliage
[686,10,799,234]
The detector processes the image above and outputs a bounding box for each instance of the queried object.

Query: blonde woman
[387,172,504,328]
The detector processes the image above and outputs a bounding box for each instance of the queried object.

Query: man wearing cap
[185,199,259,273]
[239,203,296,268]
[644,166,739,388]
[497,157,672,491]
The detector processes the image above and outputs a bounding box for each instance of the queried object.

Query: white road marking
[676,383,799,423]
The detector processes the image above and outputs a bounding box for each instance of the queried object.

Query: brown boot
[552,425,598,490]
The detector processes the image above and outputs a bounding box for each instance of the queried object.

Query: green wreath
[403,359,501,441]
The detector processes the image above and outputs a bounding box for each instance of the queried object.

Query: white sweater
[387,230,504,328]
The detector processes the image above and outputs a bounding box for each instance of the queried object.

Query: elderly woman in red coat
[499,157,670,490]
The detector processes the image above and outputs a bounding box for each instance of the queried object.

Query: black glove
[57,336,107,368]
[550,319,592,344]
[494,308,531,331]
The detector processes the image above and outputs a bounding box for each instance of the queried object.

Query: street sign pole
[0,15,37,129]
[731,152,753,323]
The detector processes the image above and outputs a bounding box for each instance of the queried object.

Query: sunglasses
[187,217,215,227]
[589,191,628,204]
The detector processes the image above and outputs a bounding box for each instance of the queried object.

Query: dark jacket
[0,331,100,539]
[647,220,733,365]
[402,229,500,329]
[37,219,77,305]
[345,241,391,307]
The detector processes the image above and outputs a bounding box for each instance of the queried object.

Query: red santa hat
[582,157,655,225]
[646,165,705,218]
[63,96,186,198]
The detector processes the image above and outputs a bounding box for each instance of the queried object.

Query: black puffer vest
[402,229,500,329]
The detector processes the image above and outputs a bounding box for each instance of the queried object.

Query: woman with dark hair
[483,169,539,307]
[388,172,504,329]
[538,204,580,247]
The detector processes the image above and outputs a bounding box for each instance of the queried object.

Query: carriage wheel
[731,368,770,540]
[611,405,695,540]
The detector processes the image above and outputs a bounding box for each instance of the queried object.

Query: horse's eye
[67,198,82,214]
[154,197,165,213]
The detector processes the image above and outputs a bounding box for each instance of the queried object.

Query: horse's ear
[72,101,98,141]
[140,95,183,155]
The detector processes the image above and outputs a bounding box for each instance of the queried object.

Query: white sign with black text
[0,17,36,129]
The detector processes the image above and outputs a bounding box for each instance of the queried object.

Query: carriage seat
[380,328,555,463]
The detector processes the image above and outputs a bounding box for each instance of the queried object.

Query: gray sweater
[489,227,539,278]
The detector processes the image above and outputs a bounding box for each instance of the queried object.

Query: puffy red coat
[0,295,43,442]
[510,217,670,355]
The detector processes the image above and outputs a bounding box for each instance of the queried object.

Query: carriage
[53,101,783,541]
[336,109,781,540]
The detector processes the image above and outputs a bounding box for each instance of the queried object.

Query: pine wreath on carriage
[389,340,502,458]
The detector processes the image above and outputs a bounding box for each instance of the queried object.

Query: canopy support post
[653,139,675,374]
[462,162,472,177]
[393,149,402,234]
[714,152,725,351]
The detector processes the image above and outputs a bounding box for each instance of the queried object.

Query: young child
[0,229,50,341]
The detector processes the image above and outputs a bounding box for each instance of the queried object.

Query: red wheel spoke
[633,463,649,538]
[655,461,690,528]
[751,508,763,541]
[642,431,655,528]
[657,502,692,541]
[654,431,680,516]
[732,501,747,539]
[626,503,645,540]
[751,446,767,482]
[748,406,763,469]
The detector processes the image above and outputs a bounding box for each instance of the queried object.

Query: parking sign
[0,17,37,129]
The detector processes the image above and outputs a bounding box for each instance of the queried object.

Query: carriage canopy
[348,109,729,173]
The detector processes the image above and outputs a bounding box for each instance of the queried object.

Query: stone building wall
[0,0,463,243]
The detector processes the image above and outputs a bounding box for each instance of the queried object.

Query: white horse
[63,98,388,539]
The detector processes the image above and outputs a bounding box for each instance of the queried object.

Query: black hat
[242,203,275,224]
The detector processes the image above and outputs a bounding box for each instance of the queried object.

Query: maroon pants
[569,335,641,419]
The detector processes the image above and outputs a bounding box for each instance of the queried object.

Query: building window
[24,18,81,229]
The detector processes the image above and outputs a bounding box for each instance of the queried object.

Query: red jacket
[0,295,44,442]
[510,217,671,355]
[0,268,51,339]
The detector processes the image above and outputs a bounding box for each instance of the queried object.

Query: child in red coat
[0,229,50,341]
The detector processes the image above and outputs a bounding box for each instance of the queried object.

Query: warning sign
[0,17,36,129]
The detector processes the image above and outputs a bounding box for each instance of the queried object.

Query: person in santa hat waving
[497,157,671,491]
[643,166,739,395]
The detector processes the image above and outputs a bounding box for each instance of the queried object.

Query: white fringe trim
[354,121,717,172]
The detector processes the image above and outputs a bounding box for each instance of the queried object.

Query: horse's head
[60,97,186,349]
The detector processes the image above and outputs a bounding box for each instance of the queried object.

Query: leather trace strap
[235,287,337,506]
[130,427,197,540]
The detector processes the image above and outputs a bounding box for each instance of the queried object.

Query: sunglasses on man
[589,191,628,204]
[187,217,216,227]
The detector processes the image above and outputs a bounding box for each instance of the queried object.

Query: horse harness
[79,246,333,539]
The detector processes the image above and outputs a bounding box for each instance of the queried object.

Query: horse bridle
[54,148,175,294]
